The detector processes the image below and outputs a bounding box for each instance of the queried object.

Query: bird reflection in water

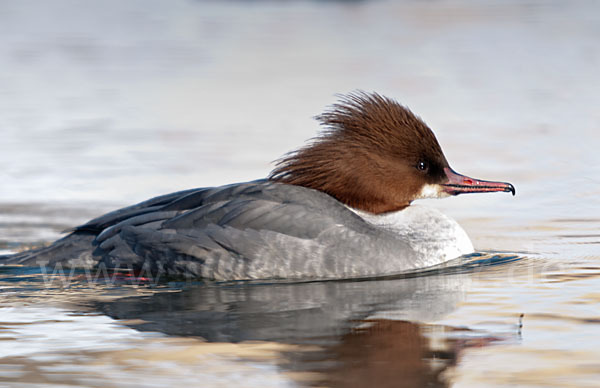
[310,319,507,388]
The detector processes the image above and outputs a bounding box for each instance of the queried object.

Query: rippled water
[1,0,599,387]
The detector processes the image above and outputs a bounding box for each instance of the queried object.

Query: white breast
[348,204,474,267]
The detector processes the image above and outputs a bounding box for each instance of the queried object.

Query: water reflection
[91,273,467,343]
[313,319,510,388]
[86,267,519,386]
[0,259,523,387]
[92,269,520,387]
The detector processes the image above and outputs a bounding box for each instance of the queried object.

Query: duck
[0,92,515,280]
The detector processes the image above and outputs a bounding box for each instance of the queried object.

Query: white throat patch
[416,184,450,199]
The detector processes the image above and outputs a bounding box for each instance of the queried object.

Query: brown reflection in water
[313,319,504,388]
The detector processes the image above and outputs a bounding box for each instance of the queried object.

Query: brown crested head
[269,92,515,214]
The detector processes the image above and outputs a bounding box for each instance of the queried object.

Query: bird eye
[417,160,429,172]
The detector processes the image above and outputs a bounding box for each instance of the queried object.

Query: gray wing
[94,182,414,280]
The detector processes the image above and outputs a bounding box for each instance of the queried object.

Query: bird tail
[0,233,97,268]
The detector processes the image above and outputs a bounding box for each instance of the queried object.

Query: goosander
[1,92,514,280]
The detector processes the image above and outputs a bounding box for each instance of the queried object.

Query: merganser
[0,92,515,280]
